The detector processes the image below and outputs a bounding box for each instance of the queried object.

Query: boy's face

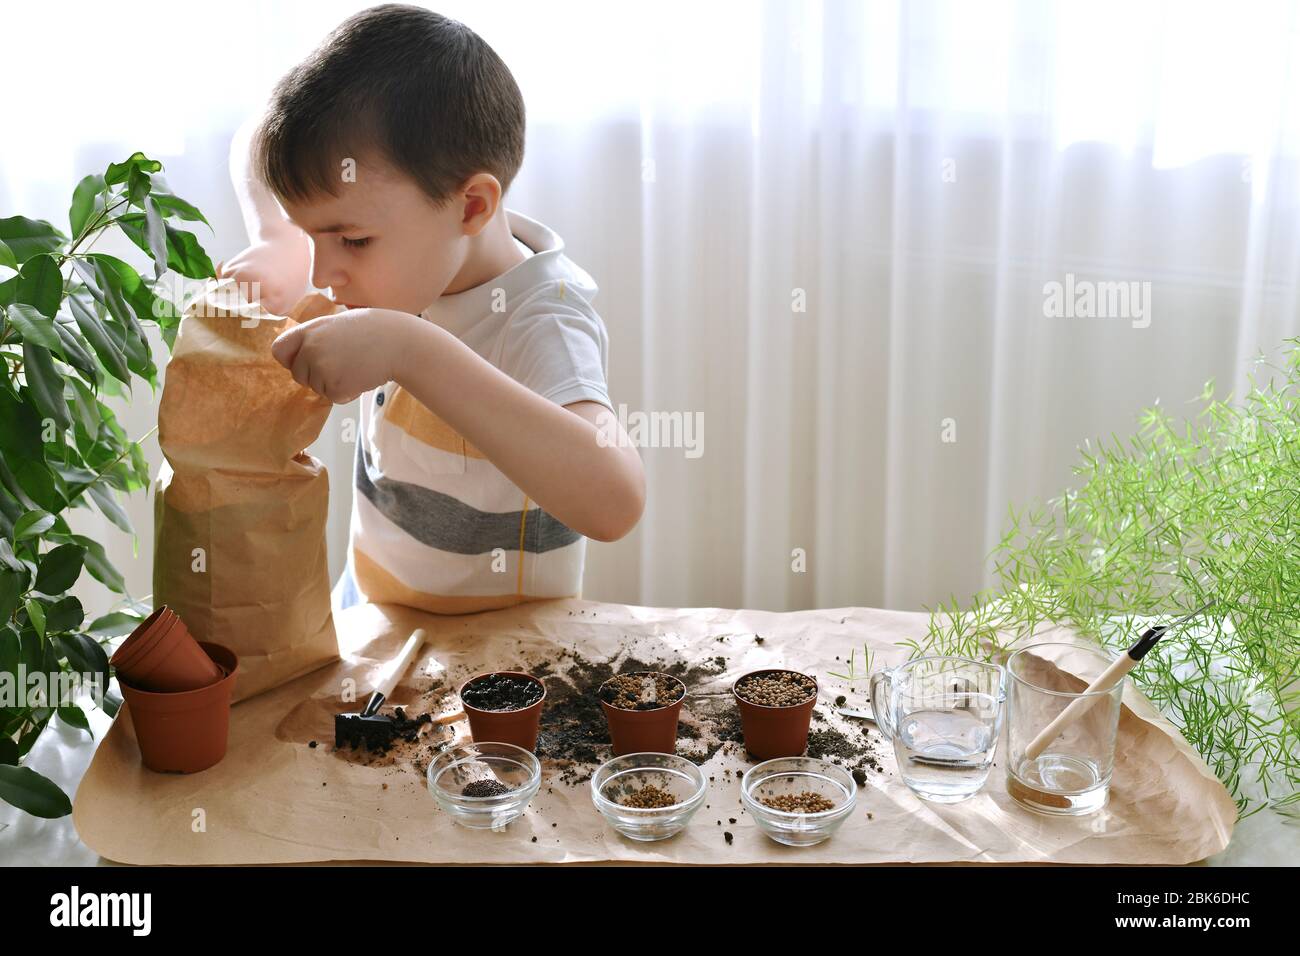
[280,157,468,315]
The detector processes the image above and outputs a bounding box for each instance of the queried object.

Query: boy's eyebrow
[285,216,367,234]
[315,221,366,233]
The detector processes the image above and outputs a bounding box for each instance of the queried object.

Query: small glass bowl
[741,757,857,846]
[591,753,708,841]
[427,742,541,830]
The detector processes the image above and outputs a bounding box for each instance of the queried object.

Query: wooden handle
[374,628,428,700]
[1024,652,1134,761]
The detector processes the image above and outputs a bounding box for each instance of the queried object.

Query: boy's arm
[393,320,645,543]
[217,108,314,315]
[270,307,647,542]
[228,109,294,242]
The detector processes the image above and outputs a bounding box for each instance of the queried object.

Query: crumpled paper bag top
[156,279,342,474]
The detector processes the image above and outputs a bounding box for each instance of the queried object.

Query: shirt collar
[420,209,596,336]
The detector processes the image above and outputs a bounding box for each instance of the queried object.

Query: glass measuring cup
[869,656,1007,803]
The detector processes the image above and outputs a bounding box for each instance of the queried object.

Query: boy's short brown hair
[252,4,525,209]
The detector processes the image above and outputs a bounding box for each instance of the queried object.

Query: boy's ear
[459,173,504,234]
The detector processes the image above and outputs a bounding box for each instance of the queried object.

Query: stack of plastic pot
[108,606,239,773]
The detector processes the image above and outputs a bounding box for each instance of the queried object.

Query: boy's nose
[309,243,346,292]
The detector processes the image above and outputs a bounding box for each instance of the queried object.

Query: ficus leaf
[56,705,92,738]
[15,253,62,318]
[142,196,168,280]
[56,631,108,683]
[103,152,162,187]
[68,535,124,594]
[13,510,55,540]
[0,569,22,622]
[53,318,98,382]
[87,483,133,535]
[149,191,211,228]
[24,599,45,639]
[68,291,129,384]
[115,214,215,280]
[86,611,143,638]
[34,543,84,595]
[68,173,107,239]
[6,303,62,353]
[0,764,72,818]
[0,217,65,264]
[20,341,72,432]
[126,165,151,207]
[43,595,83,633]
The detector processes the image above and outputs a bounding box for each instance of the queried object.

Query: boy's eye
[341,236,371,249]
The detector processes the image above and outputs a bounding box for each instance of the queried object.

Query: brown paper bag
[152,278,344,702]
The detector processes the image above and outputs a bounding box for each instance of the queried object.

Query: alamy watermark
[595,404,704,459]
[1043,273,1152,328]
[0,665,108,710]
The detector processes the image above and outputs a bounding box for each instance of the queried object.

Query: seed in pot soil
[532,649,735,784]
[462,779,514,798]
[619,784,679,809]
[760,791,836,813]
[599,672,684,711]
[461,673,544,712]
[735,671,816,707]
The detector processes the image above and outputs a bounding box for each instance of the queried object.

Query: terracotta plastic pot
[733,668,818,760]
[459,672,547,752]
[111,607,222,692]
[599,672,685,756]
[108,606,176,673]
[119,642,239,773]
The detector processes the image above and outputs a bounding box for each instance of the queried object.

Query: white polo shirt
[343,209,614,614]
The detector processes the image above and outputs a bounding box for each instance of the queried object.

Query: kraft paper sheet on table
[72,599,1237,865]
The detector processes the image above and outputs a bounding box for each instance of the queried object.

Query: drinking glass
[1005,642,1123,815]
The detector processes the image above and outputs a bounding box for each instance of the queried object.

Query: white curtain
[6,0,1300,620]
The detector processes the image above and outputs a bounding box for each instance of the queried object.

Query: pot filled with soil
[110,606,223,692]
[459,671,547,752]
[119,642,239,773]
[598,671,686,756]
[733,669,818,759]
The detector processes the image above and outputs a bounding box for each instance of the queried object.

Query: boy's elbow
[586,468,646,543]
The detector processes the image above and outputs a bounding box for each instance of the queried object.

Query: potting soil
[461,673,544,711]
[331,636,882,790]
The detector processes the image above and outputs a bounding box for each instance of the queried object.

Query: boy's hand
[215,229,312,316]
[271,308,423,404]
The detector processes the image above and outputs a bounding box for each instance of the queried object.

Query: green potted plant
[0,152,214,818]
[900,339,1300,819]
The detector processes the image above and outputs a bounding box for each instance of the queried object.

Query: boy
[218,4,644,614]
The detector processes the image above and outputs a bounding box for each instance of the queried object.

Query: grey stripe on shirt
[354,439,583,555]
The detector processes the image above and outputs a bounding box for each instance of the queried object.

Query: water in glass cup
[870,657,1006,804]
[896,705,1000,801]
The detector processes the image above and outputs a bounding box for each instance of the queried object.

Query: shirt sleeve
[500,290,614,412]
